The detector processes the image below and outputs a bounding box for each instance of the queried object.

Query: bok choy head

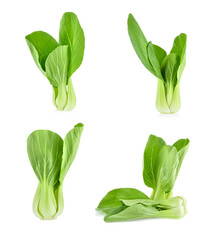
[96,135,190,222]
[25,12,85,111]
[27,123,84,220]
[127,13,187,114]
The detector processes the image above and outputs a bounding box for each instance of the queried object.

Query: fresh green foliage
[96,135,189,222]
[27,123,84,220]
[127,13,187,114]
[26,12,85,111]
[97,188,149,214]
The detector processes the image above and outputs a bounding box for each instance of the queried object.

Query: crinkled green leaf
[25,31,59,74]
[59,12,85,77]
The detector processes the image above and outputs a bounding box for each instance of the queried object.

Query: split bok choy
[25,12,85,111]
[128,14,187,114]
[27,123,84,220]
[96,135,189,222]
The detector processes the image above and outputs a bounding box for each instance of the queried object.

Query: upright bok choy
[27,123,84,220]
[25,12,85,111]
[96,135,189,222]
[127,14,187,114]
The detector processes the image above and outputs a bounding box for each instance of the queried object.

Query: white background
[0,0,216,239]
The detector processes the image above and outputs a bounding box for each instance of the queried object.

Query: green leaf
[104,204,158,222]
[153,44,167,67]
[170,33,187,81]
[127,14,155,75]
[45,45,69,88]
[27,130,63,188]
[147,42,166,80]
[97,188,149,214]
[161,53,180,88]
[104,205,128,221]
[59,123,84,183]
[155,145,179,194]
[173,138,190,178]
[160,53,180,107]
[143,135,166,189]
[25,31,59,74]
[59,12,85,77]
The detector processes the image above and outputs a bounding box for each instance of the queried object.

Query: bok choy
[27,123,84,220]
[128,14,187,114]
[96,135,189,222]
[25,12,85,111]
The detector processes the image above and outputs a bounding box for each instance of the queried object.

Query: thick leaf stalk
[33,181,64,220]
[156,79,181,114]
[102,196,187,222]
[53,79,76,111]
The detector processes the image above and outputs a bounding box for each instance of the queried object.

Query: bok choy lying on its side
[96,135,189,222]
[127,14,187,114]
[27,123,84,220]
[25,12,85,111]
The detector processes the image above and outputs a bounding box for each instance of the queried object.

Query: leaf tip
[75,122,84,128]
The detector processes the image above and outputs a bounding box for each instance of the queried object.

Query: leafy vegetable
[27,123,84,220]
[127,13,187,114]
[96,135,189,222]
[26,12,85,111]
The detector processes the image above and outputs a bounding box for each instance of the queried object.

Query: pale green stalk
[156,80,181,114]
